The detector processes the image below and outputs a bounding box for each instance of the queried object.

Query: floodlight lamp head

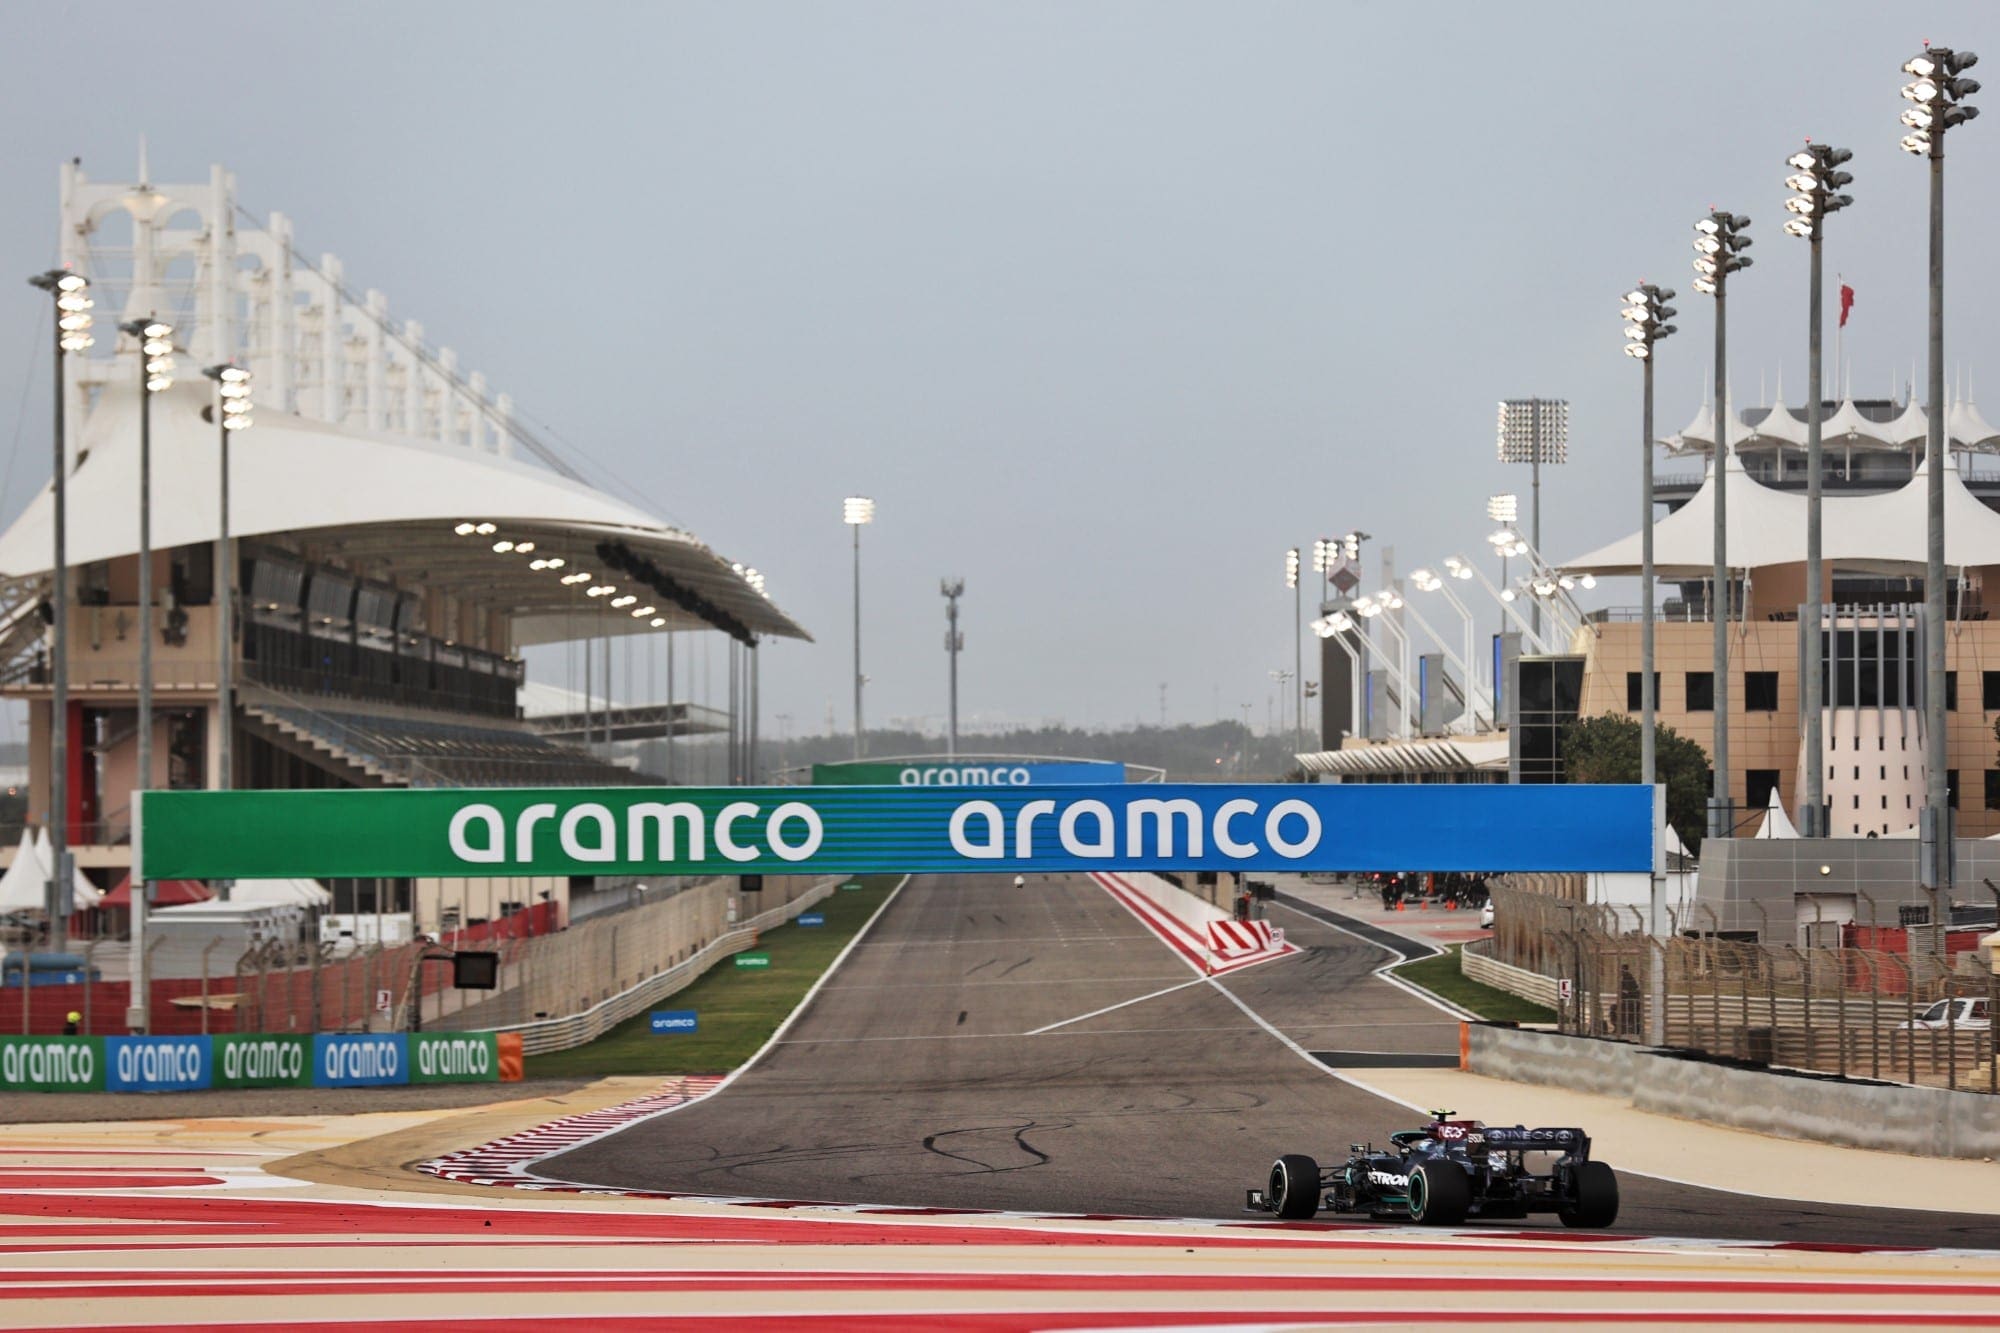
[1787,150,1818,170]
[842,496,875,525]
[1579,573,1597,589]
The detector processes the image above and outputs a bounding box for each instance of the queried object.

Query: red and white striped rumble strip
[418,1076,726,1187]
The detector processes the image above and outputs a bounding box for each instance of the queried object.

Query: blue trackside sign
[797,913,825,927]
[650,1010,698,1034]
[105,1036,212,1092]
[142,783,1657,878]
[314,1033,407,1087]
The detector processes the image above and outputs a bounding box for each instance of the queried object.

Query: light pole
[1284,548,1302,749]
[119,318,174,1032]
[27,270,92,955]
[1692,208,1753,840]
[1623,286,1677,796]
[941,577,964,757]
[1624,282,1677,1048]
[202,364,252,806]
[842,497,874,759]
[1782,144,1854,839]
[1901,45,1979,944]
[1496,402,1569,639]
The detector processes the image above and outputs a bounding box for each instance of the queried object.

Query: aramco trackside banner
[138,784,1655,880]
[811,760,1126,786]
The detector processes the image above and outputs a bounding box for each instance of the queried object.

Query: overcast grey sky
[1,1,1997,739]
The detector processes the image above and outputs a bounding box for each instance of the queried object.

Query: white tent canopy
[225,878,332,908]
[0,830,102,912]
[0,832,43,913]
[1755,788,1799,840]
[1560,451,2000,578]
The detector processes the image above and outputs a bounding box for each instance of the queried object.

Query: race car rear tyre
[1269,1154,1321,1220]
[1558,1160,1619,1229]
[1407,1162,1470,1226]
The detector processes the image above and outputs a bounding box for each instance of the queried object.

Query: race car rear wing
[1480,1126,1589,1155]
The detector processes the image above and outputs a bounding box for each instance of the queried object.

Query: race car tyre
[1558,1160,1619,1229]
[1268,1154,1321,1220]
[1407,1162,1470,1226]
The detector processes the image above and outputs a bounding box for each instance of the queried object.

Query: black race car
[1245,1109,1619,1228]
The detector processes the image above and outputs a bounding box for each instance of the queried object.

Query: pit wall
[1466,1022,2000,1160]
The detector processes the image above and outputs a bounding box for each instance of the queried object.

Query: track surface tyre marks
[541,873,2000,1245]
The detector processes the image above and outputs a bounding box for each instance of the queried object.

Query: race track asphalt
[544,873,2000,1247]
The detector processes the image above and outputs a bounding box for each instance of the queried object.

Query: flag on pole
[1839,282,1855,327]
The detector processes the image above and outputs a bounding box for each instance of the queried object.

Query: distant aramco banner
[812,761,1126,786]
[139,784,1654,880]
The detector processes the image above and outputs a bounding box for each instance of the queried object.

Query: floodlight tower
[1621,285,1678,792]
[1900,44,1979,938]
[1782,143,1853,838]
[1691,207,1754,839]
[27,269,93,953]
[1496,402,1568,638]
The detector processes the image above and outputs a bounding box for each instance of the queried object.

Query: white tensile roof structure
[1560,448,2000,577]
[1663,393,2000,457]
[0,386,808,649]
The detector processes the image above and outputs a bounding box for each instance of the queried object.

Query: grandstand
[0,157,810,927]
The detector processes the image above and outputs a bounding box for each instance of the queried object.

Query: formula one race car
[1245,1109,1619,1228]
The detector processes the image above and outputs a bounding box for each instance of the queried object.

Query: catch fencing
[1481,884,2000,1093]
[0,875,829,1049]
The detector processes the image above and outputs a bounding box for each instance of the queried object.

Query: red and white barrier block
[1091,872,1299,976]
[1208,918,1289,971]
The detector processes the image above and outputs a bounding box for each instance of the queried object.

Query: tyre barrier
[0,1031,523,1093]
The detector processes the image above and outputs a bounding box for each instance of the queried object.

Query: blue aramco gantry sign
[139,783,1657,880]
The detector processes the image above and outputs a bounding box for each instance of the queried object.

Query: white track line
[1025,977,1210,1035]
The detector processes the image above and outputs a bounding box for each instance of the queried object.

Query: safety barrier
[0,1030,523,1093]
[1466,1022,2000,1161]
[1460,937,1561,1010]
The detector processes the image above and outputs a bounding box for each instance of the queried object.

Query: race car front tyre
[1558,1160,1619,1229]
[1269,1154,1321,1220]
[1407,1162,1470,1226]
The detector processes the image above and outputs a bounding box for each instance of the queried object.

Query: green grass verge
[1391,944,1556,1025]
[525,875,901,1080]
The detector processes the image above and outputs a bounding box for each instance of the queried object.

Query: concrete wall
[1694,837,2000,943]
[1467,1022,2000,1160]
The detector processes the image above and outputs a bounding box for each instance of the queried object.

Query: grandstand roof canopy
[0,382,808,648]
[1664,394,2000,455]
[1559,450,2000,578]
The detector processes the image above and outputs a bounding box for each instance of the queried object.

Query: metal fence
[0,873,831,1049]
[1483,884,2000,1093]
